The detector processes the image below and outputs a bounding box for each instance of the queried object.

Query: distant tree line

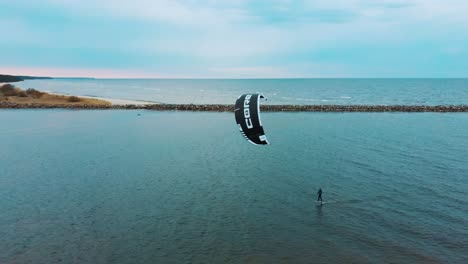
[0,74,53,82]
[0,74,23,82]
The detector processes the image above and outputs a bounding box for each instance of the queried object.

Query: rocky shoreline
[1,102,468,112]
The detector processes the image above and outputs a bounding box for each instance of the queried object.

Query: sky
[1,0,467,78]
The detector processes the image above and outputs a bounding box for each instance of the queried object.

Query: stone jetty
[1,102,468,112]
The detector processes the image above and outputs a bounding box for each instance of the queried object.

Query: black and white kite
[234,94,269,145]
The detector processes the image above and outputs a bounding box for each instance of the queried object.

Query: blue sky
[1,0,467,78]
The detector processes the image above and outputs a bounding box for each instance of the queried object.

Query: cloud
[3,0,468,77]
[0,66,174,78]
[41,0,251,26]
[46,0,468,26]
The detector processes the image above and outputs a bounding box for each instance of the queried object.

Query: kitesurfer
[317,188,323,203]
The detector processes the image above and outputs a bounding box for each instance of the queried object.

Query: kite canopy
[234,94,269,145]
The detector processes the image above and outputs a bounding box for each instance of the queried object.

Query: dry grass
[26,88,46,98]
[0,84,19,96]
[67,96,81,102]
[0,84,110,106]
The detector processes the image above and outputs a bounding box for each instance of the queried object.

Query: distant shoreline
[1,102,468,112]
[0,74,52,82]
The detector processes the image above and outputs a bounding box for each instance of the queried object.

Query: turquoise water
[19,78,468,105]
[1,110,467,263]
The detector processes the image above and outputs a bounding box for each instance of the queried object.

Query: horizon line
[8,76,468,80]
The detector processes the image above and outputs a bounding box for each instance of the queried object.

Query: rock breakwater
[1,102,468,112]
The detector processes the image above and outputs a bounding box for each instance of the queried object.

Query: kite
[234,94,269,145]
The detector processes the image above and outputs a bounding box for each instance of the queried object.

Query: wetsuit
[317,188,323,202]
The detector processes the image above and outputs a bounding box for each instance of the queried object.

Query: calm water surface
[0,110,467,263]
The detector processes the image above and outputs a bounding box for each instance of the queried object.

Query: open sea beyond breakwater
[18,78,468,105]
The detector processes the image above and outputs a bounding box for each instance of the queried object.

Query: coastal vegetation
[0,84,110,106]
[67,96,81,102]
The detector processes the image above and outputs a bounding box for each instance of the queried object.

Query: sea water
[1,110,467,263]
[18,78,468,105]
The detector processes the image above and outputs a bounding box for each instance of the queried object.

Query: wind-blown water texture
[1,110,467,263]
[19,78,468,105]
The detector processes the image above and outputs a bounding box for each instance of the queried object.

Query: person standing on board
[317,188,323,204]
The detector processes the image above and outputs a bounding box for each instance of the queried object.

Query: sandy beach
[68,94,155,105]
[1,83,155,106]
